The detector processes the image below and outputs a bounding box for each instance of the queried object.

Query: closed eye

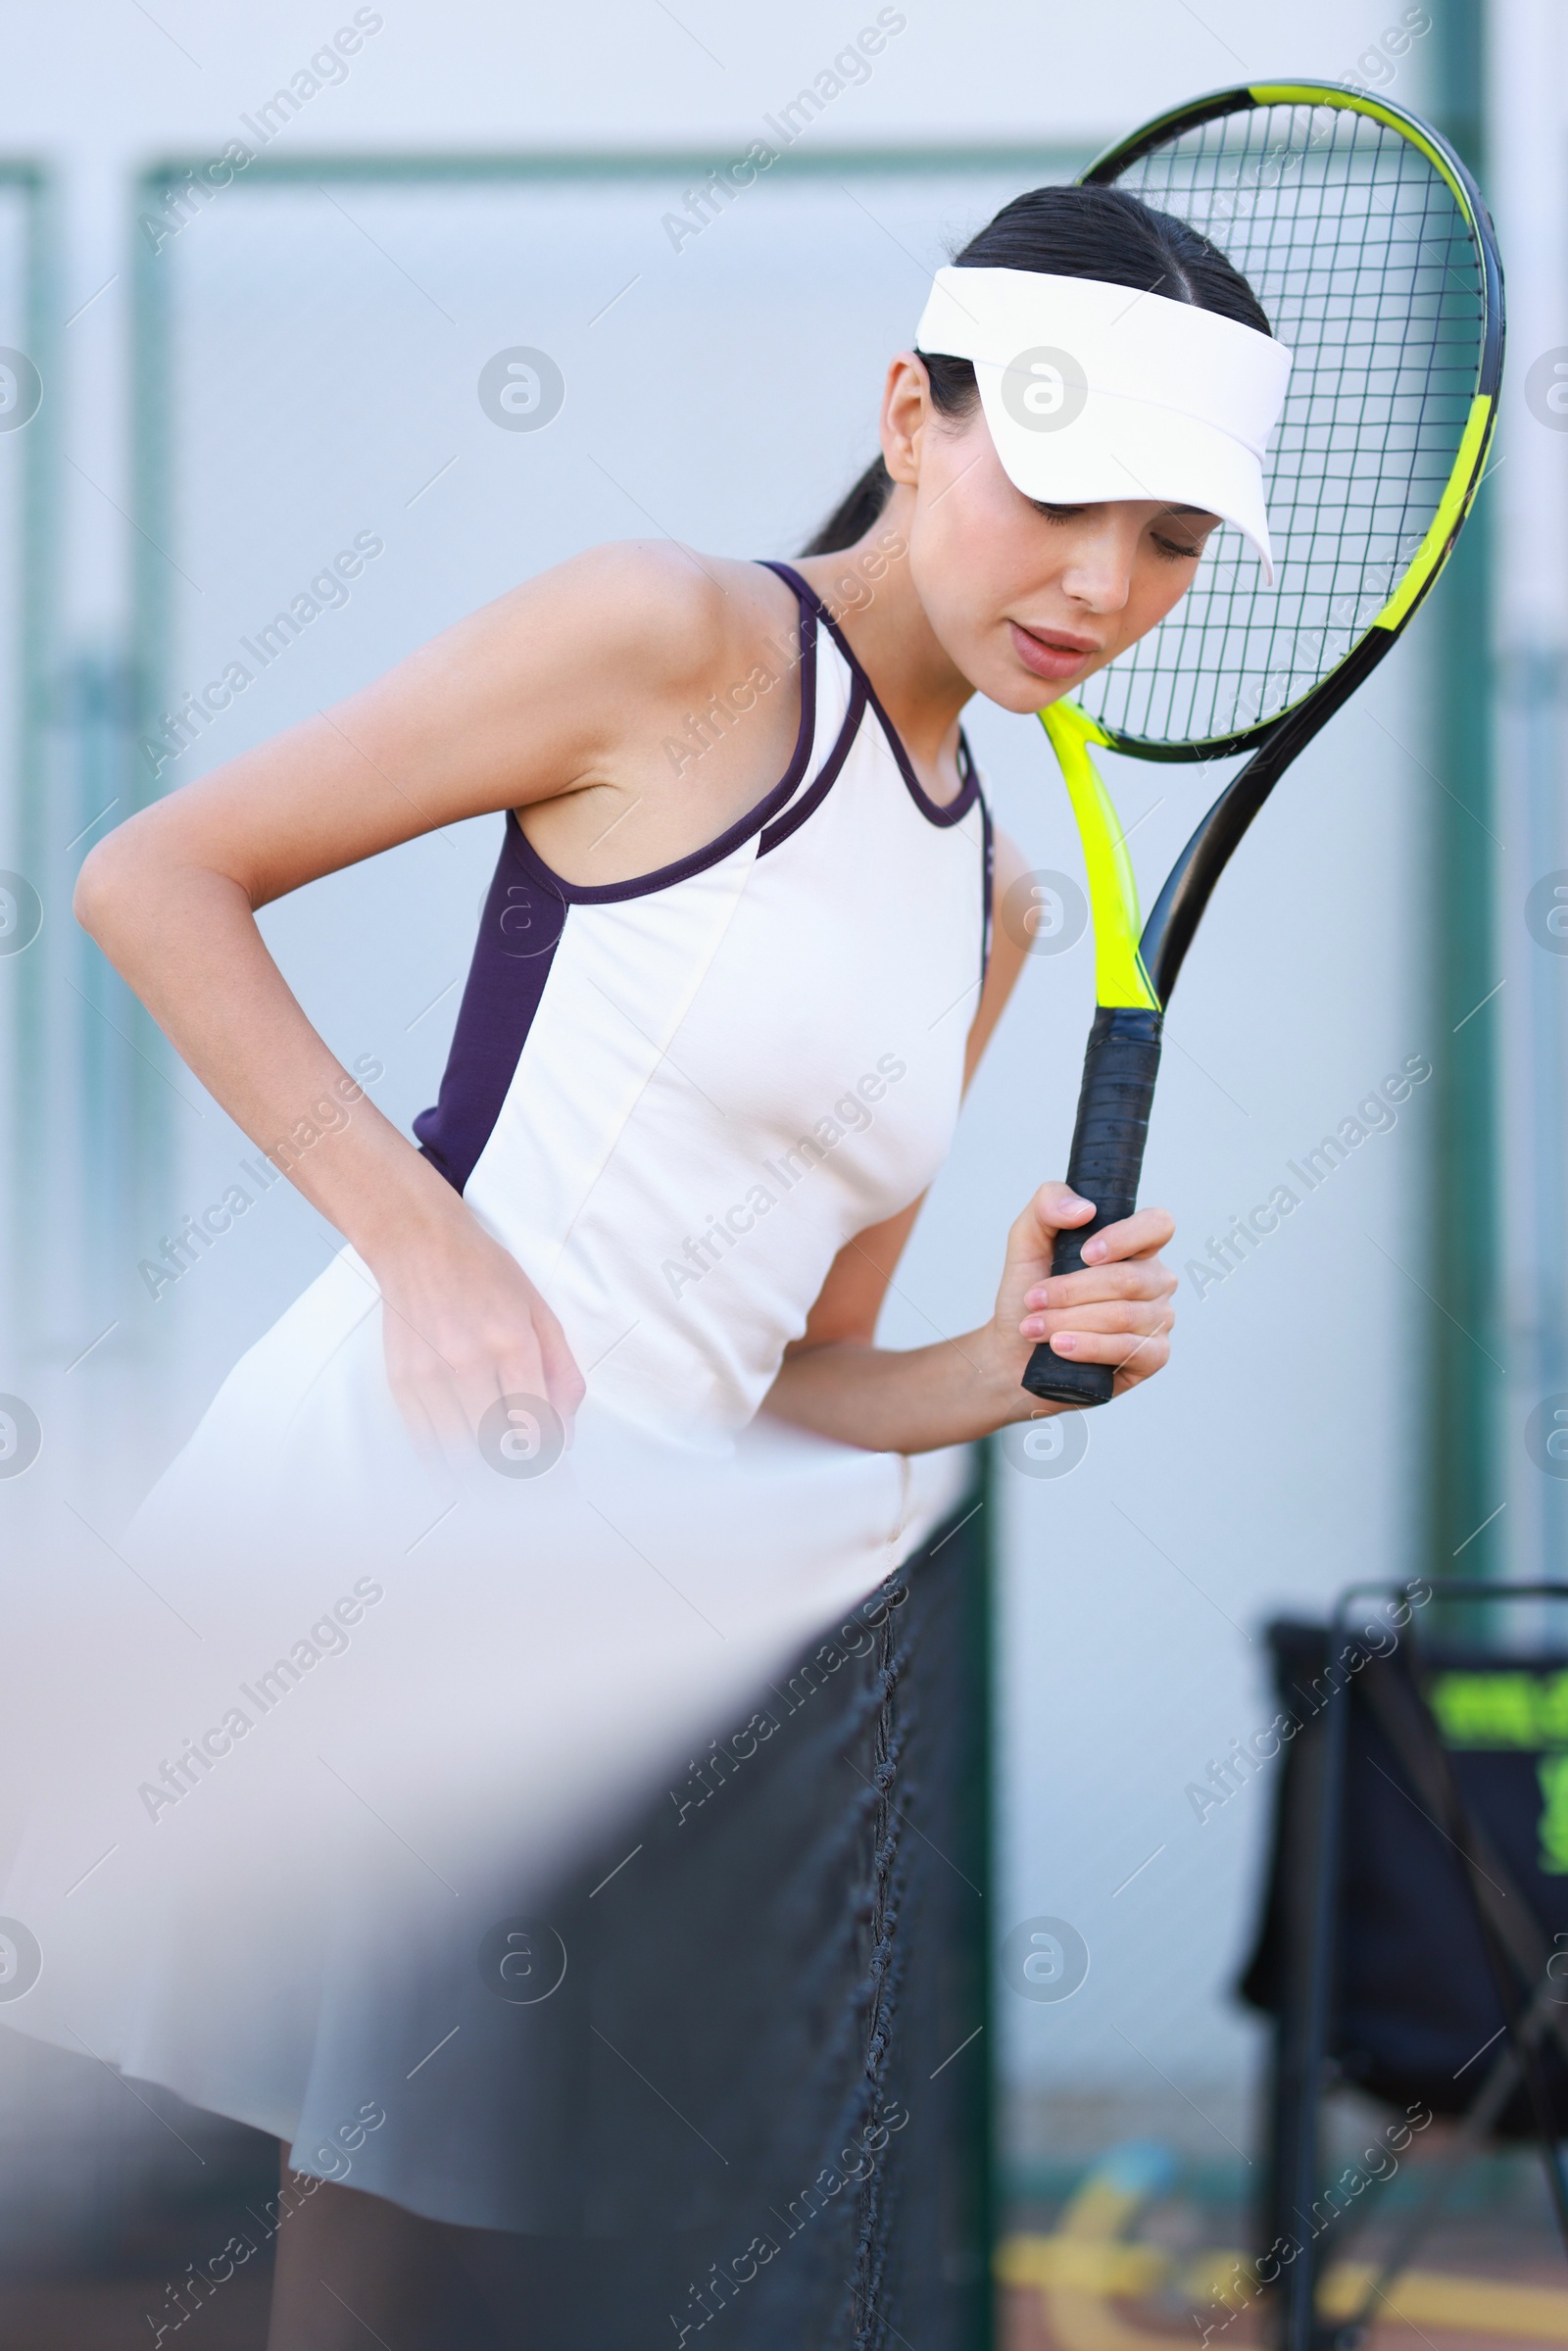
[1152,506,1218,563]
[1033,501,1212,560]
[1150,530,1209,563]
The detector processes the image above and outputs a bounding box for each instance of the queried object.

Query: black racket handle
[1022,1005,1164,1408]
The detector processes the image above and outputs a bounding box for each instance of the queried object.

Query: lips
[1008,620,1101,683]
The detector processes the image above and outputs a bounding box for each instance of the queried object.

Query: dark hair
[801,182,1271,556]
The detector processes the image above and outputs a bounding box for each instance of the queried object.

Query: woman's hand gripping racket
[1024,81,1503,1406]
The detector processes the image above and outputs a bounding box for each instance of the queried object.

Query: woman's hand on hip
[988,1181,1177,1412]
[369,1202,585,1465]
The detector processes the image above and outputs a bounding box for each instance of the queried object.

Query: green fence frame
[3,163,55,1348]
[1429,4,1503,1601]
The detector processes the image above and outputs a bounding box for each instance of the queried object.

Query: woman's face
[883,357,1221,713]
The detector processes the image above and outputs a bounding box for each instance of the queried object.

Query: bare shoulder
[423,539,808,878]
[302,536,805,826]
[74,541,806,913]
[464,539,798,708]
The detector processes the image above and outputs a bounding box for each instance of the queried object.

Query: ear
[879,353,932,489]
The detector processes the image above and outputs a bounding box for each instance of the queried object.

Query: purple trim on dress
[413,841,568,1194]
[980,797,996,986]
[505,572,821,908]
[758,674,867,857]
[760,563,983,832]
[412,567,854,1194]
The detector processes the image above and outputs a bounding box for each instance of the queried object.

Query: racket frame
[1022,80,1504,1406]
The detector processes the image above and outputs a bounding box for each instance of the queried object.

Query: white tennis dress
[0,563,991,2228]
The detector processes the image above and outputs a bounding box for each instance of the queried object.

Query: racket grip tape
[1021,1005,1164,1409]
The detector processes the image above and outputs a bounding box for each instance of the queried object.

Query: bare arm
[764,828,1177,1452]
[75,543,795,1454]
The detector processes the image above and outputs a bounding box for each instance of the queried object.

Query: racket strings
[1081,102,1487,750]
[1182,110,1461,731]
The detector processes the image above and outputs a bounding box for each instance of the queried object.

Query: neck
[793,486,974,793]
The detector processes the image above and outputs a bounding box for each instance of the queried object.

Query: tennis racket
[1022,81,1503,1408]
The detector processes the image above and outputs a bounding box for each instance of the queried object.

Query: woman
[29,182,1282,2344]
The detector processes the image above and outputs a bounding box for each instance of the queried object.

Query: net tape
[1081,103,1486,749]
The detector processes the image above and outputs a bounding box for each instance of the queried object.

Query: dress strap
[758,561,980,831]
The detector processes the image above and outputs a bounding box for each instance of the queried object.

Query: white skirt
[0,1244,970,2230]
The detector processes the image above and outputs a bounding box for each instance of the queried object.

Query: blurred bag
[1240,1618,1568,2134]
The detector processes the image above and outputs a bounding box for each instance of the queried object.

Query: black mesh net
[1080,101,1488,752]
[0,1494,991,2351]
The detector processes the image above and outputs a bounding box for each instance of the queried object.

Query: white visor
[914,266,1292,583]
